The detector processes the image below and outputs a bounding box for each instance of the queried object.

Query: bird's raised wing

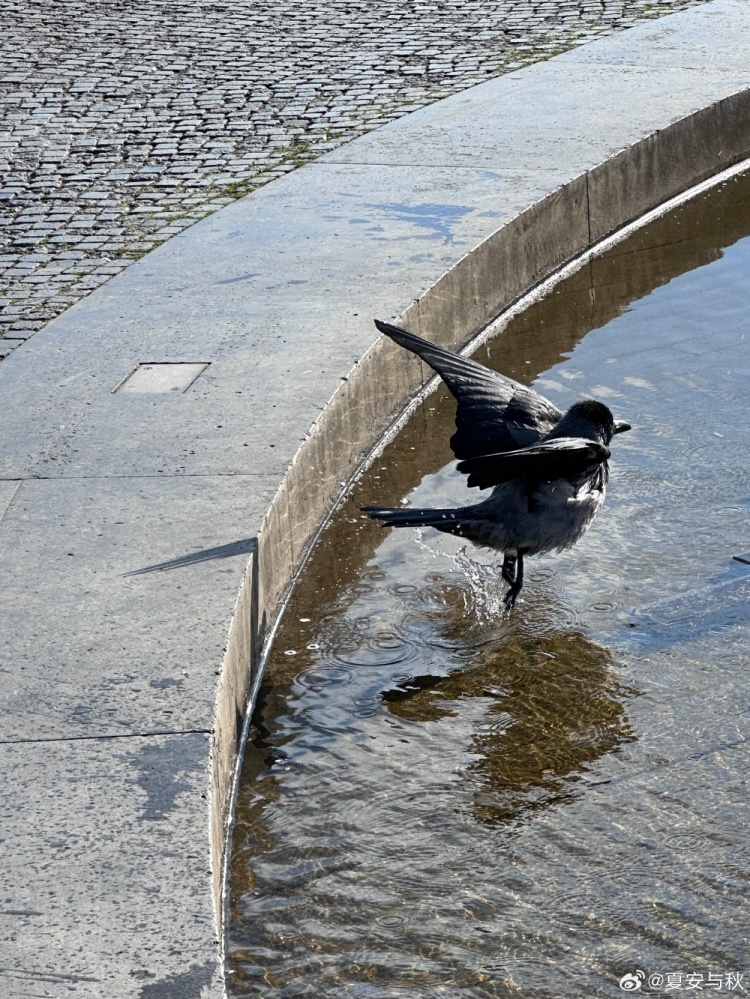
[456,438,610,490]
[375,320,561,459]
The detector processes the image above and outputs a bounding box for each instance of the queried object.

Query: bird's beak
[613,420,631,434]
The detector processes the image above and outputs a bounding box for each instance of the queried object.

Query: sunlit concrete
[1,2,749,995]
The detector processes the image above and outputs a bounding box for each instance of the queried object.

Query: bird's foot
[504,584,521,612]
[501,554,517,586]
[502,552,525,612]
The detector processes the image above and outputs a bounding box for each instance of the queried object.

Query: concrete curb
[1,2,749,995]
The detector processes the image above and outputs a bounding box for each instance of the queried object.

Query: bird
[363,319,631,611]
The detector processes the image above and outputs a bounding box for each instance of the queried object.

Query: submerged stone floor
[0,0,707,356]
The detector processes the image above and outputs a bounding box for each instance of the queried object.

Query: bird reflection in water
[228,570,641,997]
[384,616,638,828]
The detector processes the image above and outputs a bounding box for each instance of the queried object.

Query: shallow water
[228,169,750,998]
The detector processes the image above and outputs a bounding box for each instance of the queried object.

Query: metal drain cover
[114,362,209,394]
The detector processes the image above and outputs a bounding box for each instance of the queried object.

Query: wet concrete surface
[228,169,750,996]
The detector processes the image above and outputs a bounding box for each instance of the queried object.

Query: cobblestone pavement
[1,0,709,357]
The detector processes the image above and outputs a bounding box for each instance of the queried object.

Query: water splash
[412,529,509,621]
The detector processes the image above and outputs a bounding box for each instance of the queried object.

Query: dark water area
[228,169,750,997]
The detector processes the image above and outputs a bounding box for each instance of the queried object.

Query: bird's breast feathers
[517,475,606,554]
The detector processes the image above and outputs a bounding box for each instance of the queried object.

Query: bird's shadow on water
[124,538,256,576]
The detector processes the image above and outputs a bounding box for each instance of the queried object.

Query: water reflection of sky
[229,170,750,998]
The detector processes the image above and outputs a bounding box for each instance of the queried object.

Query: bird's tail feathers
[374,319,437,358]
[362,505,467,530]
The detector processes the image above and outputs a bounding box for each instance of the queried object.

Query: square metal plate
[114,362,209,394]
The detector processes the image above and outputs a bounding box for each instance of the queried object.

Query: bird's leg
[501,554,517,585]
[504,552,525,612]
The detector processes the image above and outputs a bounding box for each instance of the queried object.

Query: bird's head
[561,399,631,445]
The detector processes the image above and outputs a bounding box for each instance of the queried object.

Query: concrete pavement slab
[1,476,276,742]
[325,62,750,171]
[557,0,750,67]
[1,734,221,999]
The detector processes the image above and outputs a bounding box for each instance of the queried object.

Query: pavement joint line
[0,728,212,746]
[0,480,21,521]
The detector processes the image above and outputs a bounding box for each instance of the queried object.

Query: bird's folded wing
[375,320,562,459]
[456,438,611,490]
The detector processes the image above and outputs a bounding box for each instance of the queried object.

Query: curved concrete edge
[222,78,750,920]
[1,2,749,995]
[248,81,750,641]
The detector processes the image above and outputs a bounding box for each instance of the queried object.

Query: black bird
[363,320,631,611]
